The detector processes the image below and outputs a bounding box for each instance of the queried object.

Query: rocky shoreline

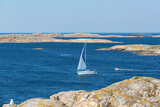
[97,44,160,56]
[3,76,160,107]
[1,33,160,44]
[0,33,122,43]
[152,35,160,37]
[61,33,141,38]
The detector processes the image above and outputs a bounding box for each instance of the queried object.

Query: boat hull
[77,71,97,75]
[115,68,119,71]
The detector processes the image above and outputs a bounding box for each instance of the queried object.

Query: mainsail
[77,44,86,71]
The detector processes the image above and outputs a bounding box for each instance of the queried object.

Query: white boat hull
[115,68,119,71]
[77,44,98,75]
[77,71,97,75]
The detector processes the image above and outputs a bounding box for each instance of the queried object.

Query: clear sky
[0,0,160,33]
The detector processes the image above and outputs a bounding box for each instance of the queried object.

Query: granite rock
[3,77,160,107]
[97,44,160,56]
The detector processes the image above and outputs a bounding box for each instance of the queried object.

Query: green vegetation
[133,76,141,79]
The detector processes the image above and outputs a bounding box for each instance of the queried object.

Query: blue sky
[0,0,160,33]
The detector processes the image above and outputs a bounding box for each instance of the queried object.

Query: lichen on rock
[3,77,160,107]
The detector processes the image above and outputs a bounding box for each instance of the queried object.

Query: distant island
[3,76,160,107]
[0,33,123,43]
[152,35,160,37]
[61,33,142,38]
[97,44,160,56]
[0,33,160,44]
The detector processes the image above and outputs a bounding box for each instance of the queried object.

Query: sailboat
[115,67,119,71]
[77,43,97,75]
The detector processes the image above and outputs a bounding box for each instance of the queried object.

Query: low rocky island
[3,76,160,107]
[97,44,160,56]
[32,48,44,50]
[152,35,160,37]
[0,33,121,43]
[62,33,140,38]
[1,33,160,43]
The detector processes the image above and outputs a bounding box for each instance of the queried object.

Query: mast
[85,43,86,66]
[77,44,87,71]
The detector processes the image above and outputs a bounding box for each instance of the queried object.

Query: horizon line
[0,32,160,34]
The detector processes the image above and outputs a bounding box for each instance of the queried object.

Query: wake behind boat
[77,43,97,75]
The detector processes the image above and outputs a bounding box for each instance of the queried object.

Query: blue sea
[0,33,160,106]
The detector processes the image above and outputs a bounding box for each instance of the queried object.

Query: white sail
[9,99,14,106]
[77,43,98,75]
[77,45,86,71]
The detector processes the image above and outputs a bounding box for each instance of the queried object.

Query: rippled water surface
[0,34,160,106]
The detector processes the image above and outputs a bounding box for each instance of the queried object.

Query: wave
[60,54,71,56]
[115,68,160,72]
[116,69,137,71]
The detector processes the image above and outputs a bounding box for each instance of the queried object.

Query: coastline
[3,76,160,107]
[0,33,122,43]
[97,44,160,56]
[0,33,160,44]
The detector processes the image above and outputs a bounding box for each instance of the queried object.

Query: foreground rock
[97,44,160,56]
[3,77,160,107]
[3,98,65,107]
[0,33,121,43]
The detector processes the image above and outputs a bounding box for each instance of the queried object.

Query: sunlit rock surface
[62,33,139,38]
[97,44,160,56]
[3,76,160,107]
[152,35,160,37]
[3,98,65,107]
